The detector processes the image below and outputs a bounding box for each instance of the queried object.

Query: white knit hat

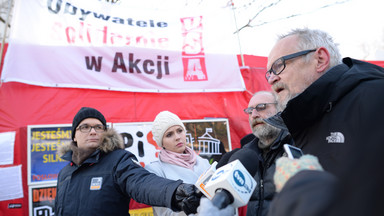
[152,111,186,147]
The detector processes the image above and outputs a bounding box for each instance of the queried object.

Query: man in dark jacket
[239,91,293,216]
[265,28,384,215]
[54,107,201,216]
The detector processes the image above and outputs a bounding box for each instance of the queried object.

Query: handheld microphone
[204,149,259,209]
[195,161,218,199]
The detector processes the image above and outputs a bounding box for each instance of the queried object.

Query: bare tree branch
[233,0,350,34]
[0,16,11,27]
[0,0,13,28]
[233,0,282,34]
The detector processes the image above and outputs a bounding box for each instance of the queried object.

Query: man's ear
[315,47,330,73]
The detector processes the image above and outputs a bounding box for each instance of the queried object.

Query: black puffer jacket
[54,129,182,216]
[280,58,384,177]
[242,129,293,216]
[265,58,384,216]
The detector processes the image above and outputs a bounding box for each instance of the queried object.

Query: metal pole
[0,0,13,85]
[231,0,245,67]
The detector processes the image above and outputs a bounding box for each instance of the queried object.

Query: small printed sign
[90,177,103,190]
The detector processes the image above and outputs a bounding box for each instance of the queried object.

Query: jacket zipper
[258,178,264,216]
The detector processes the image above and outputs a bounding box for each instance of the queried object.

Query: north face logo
[326,132,345,143]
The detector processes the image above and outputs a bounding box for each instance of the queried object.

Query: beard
[251,120,281,148]
[272,82,294,112]
[274,72,318,112]
[276,91,298,112]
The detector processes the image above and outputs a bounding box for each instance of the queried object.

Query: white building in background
[196,128,221,155]
[187,128,222,155]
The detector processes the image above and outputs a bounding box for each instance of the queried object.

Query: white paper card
[0,131,16,165]
[0,165,24,201]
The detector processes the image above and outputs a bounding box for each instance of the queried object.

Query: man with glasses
[264,28,384,215]
[55,107,202,216]
[226,91,293,216]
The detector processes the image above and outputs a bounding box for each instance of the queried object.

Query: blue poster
[29,126,71,184]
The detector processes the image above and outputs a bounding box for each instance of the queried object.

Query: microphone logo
[232,170,254,194]
[233,170,245,186]
[204,159,257,208]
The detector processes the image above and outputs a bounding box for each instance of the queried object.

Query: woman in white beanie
[146,111,211,216]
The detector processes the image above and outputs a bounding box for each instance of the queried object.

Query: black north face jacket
[279,58,384,177]
[54,129,181,216]
[264,58,384,216]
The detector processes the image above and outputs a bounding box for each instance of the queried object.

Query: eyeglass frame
[76,124,106,133]
[244,102,277,115]
[265,49,317,81]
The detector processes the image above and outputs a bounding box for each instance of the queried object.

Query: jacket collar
[281,57,384,136]
[241,129,291,152]
[281,59,350,136]
[62,149,101,165]
[59,128,124,165]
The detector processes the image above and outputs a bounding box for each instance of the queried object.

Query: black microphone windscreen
[211,189,234,210]
[216,148,241,169]
[228,149,259,176]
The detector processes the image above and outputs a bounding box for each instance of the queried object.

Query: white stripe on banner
[1,0,245,92]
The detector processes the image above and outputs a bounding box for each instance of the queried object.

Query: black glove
[173,183,202,215]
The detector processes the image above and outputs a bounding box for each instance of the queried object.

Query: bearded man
[241,91,294,216]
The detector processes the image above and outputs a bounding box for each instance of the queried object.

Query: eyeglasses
[265,49,317,80]
[244,103,277,114]
[77,124,106,133]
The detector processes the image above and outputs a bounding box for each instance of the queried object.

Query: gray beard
[253,123,281,149]
[276,73,317,112]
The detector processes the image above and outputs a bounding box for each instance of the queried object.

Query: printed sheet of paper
[0,131,16,165]
[0,165,24,201]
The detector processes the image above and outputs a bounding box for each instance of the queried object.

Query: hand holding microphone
[173,183,202,215]
[274,154,323,192]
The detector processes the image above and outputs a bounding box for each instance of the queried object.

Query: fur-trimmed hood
[58,128,124,157]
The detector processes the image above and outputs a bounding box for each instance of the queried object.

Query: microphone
[195,161,218,199]
[204,149,259,209]
[195,148,252,199]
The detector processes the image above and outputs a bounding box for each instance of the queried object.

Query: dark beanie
[71,107,107,140]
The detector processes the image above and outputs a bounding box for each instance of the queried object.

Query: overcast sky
[137,0,384,60]
[1,0,383,60]
[234,0,384,60]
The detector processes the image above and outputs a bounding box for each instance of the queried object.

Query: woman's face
[162,125,187,154]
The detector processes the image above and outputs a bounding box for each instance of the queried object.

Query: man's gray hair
[253,91,278,103]
[278,28,342,68]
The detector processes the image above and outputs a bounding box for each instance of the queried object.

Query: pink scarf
[159,146,197,170]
